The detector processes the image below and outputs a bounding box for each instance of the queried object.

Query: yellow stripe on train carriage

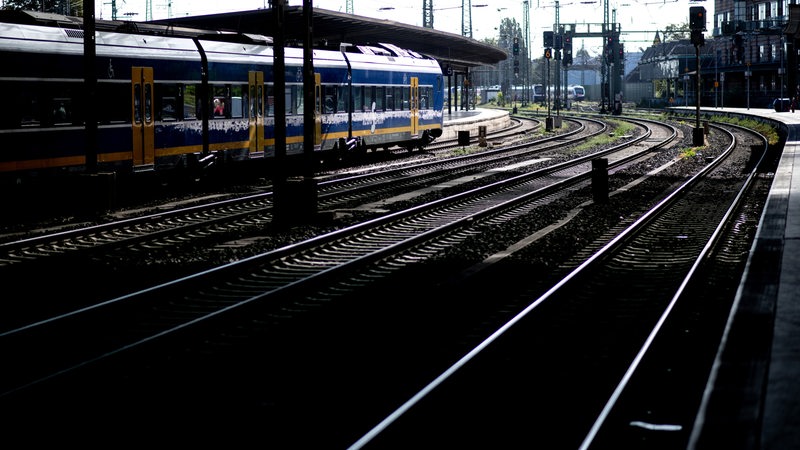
[0,155,86,173]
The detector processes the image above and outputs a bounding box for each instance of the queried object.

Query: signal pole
[523,0,530,106]
[690,6,706,146]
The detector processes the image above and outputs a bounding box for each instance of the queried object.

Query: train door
[410,77,419,137]
[131,67,155,167]
[248,71,264,155]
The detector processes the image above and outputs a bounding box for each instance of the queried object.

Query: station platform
[440,107,511,141]
[670,106,800,449]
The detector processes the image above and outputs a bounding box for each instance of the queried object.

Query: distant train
[531,84,586,103]
[0,10,445,182]
[568,85,586,101]
[533,84,546,103]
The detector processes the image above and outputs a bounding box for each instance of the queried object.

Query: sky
[98,0,713,54]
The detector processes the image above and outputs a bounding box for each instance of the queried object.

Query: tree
[663,23,690,42]
[2,0,79,16]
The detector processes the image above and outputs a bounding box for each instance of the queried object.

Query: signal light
[543,31,554,48]
[513,37,520,55]
[544,47,552,59]
[563,32,573,65]
[690,6,706,31]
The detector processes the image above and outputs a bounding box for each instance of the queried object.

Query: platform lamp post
[689,6,705,146]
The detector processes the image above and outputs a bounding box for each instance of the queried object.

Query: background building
[634,0,797,109]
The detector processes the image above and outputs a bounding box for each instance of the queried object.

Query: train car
[0,10,444,183]
[568,85,585,101]
[530,84,584,104]
[532,84,545,103]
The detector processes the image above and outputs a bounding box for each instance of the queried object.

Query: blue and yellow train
[0,10,445,181]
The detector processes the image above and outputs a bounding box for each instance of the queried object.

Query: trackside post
[592,158,609,203]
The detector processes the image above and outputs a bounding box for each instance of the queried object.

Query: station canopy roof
[148,6,507,71]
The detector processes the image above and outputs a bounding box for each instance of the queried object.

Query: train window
[176,84,184,121]
[212,97,226,119]
[293,86,303,115]
[357,45,392,57]
[0,93,20,128]
[283,87,292,116]
[133,84,141,124]
[253,84,262,118]
[51,98,72,125]
[385,92,394,111]
[213,97,225,117]
[15,87,38,128]
[257,84,263,118]
[265,85,274,117]
[0,84,34,128]
[396,87,403,109]
[160,97,177,121]
[250,84,256,118]
[144,84,152,123]
[183,85,197,120]
[97,82,129,124]
[380,43,411,58]
[212,86,228,118]
[316,84,321,114]
[364,86,376,112]
[230,85,245,118]
[323,85,336,114]
[403,87,410,110]
[157,85,178,121]
[337,86,348,113]
[422,87,433,109]
[353,86,363,112]
[375,87,385,111]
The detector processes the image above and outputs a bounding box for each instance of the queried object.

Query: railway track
[0,116,693,444]
[420,115,540,153]
[0,117,616,325]
[0,116,569,260]
[347,122,772,449]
